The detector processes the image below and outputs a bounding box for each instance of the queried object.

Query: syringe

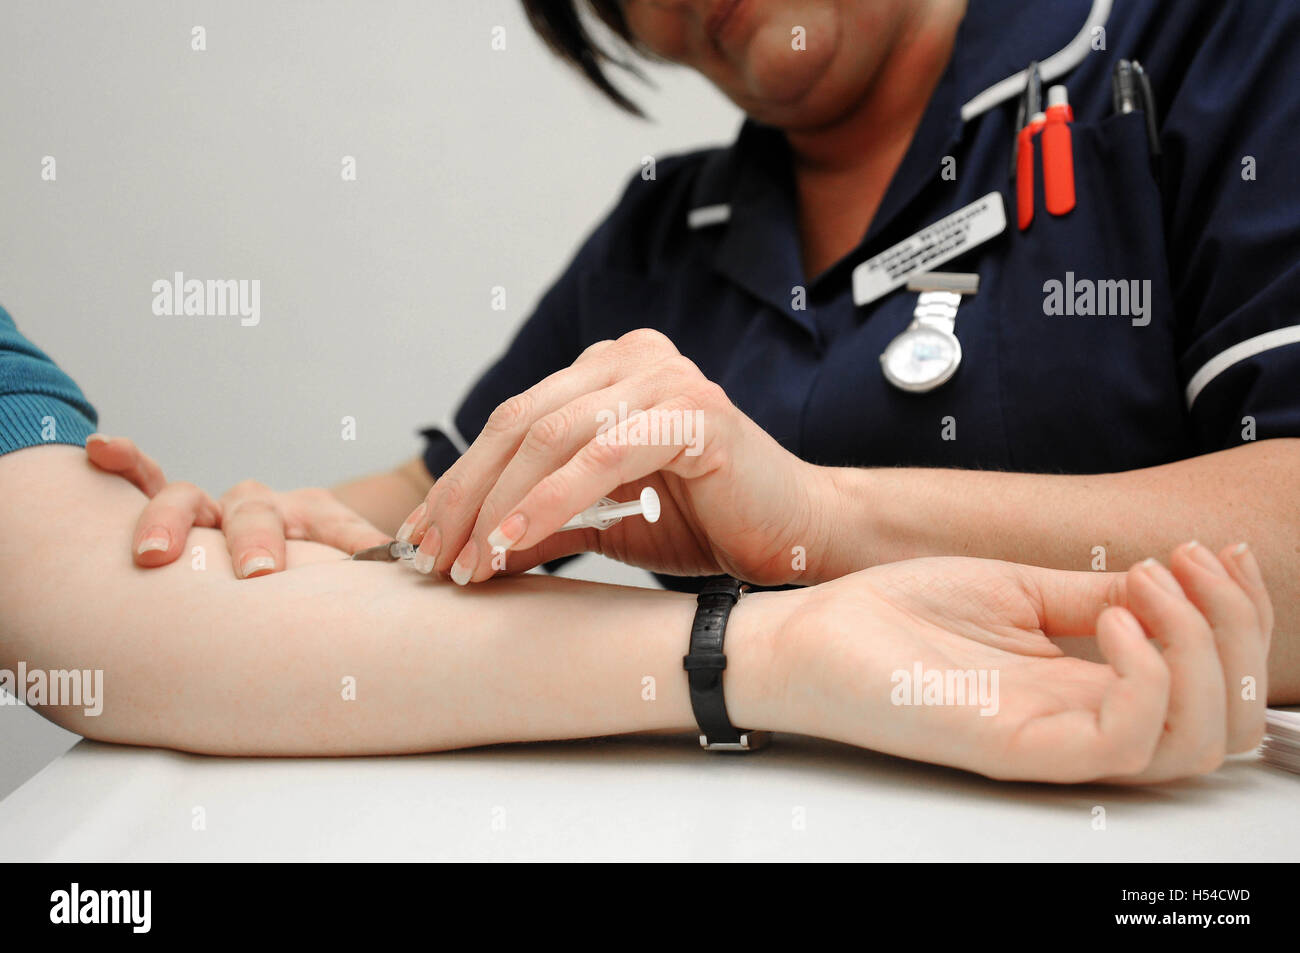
[559,487,661,531]
[353,489,662,563]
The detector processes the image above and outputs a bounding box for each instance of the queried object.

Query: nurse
[101,1,1300,696]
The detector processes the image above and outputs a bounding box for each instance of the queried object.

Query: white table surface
[1,734,1296,861]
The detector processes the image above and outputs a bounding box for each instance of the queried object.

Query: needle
[349,540,418,561]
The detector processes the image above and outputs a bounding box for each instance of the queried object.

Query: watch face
[880,325,962,392]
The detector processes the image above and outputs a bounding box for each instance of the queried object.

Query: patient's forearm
[0,446,782,755]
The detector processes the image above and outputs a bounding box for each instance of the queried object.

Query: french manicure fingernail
[396,503,427,543]
[86,433,111,444]
[450,541,477,586]
[1141,557,1183,596]
[486,513,527,551]
[412,526,441,574]
[137,529,170,554]
[1233,542,1265,588]
[1184,540,1227,576]
[240,552,276,578]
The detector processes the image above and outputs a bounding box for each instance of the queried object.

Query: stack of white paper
[1262,709,1300,775]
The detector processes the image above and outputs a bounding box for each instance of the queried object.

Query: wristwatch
[682,577,770,752]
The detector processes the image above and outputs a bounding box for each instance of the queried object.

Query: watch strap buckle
[700,730,771,752]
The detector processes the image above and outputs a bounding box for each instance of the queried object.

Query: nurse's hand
[85,434,390,578]
[396,329,821,585]
[789,542,1271,782]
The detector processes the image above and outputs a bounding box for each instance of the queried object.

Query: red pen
[1042,85,1076,217]
[1016,111,1046,230]
[1013,62,1044,231]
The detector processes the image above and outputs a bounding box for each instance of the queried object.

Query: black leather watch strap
[683,577,768,751]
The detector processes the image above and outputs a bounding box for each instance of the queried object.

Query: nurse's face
[619,0,946,129]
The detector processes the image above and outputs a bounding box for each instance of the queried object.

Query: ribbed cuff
[0,392,98,456]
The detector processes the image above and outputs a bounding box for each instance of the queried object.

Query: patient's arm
[0,445,783,755]
[0,444,1272,783]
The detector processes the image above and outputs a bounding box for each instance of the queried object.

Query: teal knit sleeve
[0,304,99,455]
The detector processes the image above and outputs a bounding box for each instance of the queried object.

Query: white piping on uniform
[687,203,731,229]
[440,416,470,454]
[686,0,1112,224]
[959,0,1113,121]
[1184,326,1300,409]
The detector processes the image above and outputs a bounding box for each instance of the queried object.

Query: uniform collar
[686,0,1100,334]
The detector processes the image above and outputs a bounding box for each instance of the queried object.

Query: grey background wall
[0,0,740,797]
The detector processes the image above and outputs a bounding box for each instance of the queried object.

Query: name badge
[852,192,1007,307]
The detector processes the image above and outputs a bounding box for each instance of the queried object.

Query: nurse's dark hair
[520,0,648,116]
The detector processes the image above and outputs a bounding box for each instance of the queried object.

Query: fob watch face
[880,325,962,392]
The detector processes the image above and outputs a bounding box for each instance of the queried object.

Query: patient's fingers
[1221,542,1275,657]
[132,481,222,567]
[85,434,168,497]
[997,543,1274,784]
[1093,605,1169,767]
[1168,542,1267,753]
[219,481,287,579]
[1118,557,1227,781]
[1013,563,1124,638]
[1000,605,1167,782]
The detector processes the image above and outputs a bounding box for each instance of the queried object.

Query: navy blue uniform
[424,0,1300,590]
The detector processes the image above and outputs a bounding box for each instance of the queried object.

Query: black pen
[1010,60,1043,177]
[1130,59,1162,158]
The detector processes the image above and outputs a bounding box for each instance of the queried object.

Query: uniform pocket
[980,110,1192,473]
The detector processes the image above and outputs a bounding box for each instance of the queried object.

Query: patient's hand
[86,434,389,578]
[780,543,1271,783]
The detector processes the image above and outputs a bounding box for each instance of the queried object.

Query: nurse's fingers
[398,329,682,558]
[1118,557,1228,782]
[1167,542,1268,753]
[996,606,1167,782]
[85,434,169,497]
[573,338,616,364]
[479,395,717,571]
[130,481,222,567]
[412,358,617,540]
[449,374,683,582]
[282,488,391,557]
[397,366,609,561]
[85,434,223,567]
[438,527,596,583]
[219,481,288,579]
